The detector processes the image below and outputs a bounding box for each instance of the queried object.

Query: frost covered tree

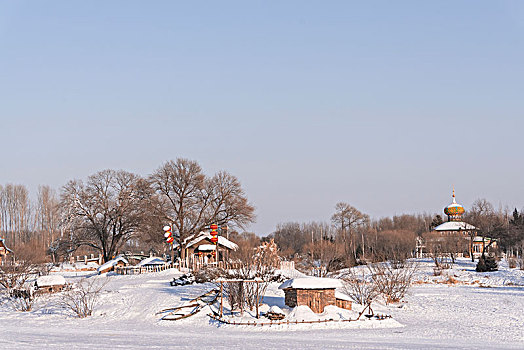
[149,159,255,261]
[60,170,149,263]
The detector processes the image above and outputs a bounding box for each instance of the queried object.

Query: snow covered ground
[0,258,523,349]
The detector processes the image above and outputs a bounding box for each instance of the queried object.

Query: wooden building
[183,231,238,266]
[0,238,12,265]
[279,278,351,313]
[430,189,497,258]
[97,256,129,274]
[35,275,67,293]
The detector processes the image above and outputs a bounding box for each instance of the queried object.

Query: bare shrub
[369,262,417,304]
[0,262,35,295]
[341,268,378,306]
[9,287,39,311]
[519,258,524,270]
[508,258,517,269]
[224,238,279,313]
[60,278,107,318]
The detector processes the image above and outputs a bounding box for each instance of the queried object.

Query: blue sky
[1,1,524,234]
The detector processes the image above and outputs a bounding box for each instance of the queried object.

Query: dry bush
[517,257,524,270]
[368,262,417,304]
[9,287,39,312]
[225,238,280,313]
[341,268,378,305]
[60,277,107,318]
[508,258,517,269]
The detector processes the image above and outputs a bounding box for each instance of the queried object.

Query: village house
[279,277,352,313]
[182,231,238,266]
[0,238,12,265]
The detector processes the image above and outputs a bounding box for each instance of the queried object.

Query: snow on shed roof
[186,232,238,251]
[335,291,352,302]
[97,256,128,273]
[434,221,476,231]
[279,277,342,290]
[36,275,66,287]
[137,257,166,266]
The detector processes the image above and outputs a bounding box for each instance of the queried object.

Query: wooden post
[240,281,243,316]
[220,281,223,318]
[255,281,259,319]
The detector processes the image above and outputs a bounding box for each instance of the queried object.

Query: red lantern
[210,236,218,243]
[210,224,218,230]
[198,252,203,256]
[166,237,174,244]
[210,230,217,236]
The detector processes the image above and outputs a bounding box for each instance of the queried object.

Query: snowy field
[0,258,523,349]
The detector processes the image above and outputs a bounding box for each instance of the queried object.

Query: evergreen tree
[430,215,443,229]
[476,254,498,272]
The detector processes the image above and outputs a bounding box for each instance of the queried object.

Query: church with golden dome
[429,188,496,258]
[434,188,476,234]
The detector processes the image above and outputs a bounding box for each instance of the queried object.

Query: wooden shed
[35,275,67,293]
[97,256,129,274]
[335,291,352,310]
[279,277,351,313]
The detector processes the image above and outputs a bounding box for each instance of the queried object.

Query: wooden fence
[207,303,390,326]
[207,311,391,326]
[114,264,172,275]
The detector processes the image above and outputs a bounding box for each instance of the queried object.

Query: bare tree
[341,268,378,305]
[0,184,31,247]
[60,170,149,263]
[465,199,503,260]
[35,185,60,248]
[149,159,255,261]
[331,202,369,265]
[370,230,417,267]
[368,262,417,304]
[60,277,107,318]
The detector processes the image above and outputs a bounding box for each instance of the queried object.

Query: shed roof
[36,275,66,287]
[97,256,129,273]
[335,291,352,302]
[278,277,342,290]
[137,256,166,266]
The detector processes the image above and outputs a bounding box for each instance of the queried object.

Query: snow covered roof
[185,232,238,251]
[36,275,66,287]
[0,238,12,252]
[137,257,166,266]
[197,244,216,251]
[279,277,342,290]
[335,291,352,302]
[97,256,128,273]
[434,221,476,231]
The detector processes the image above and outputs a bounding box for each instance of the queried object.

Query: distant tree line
[0,158,255,263]
[268,199,524,273]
